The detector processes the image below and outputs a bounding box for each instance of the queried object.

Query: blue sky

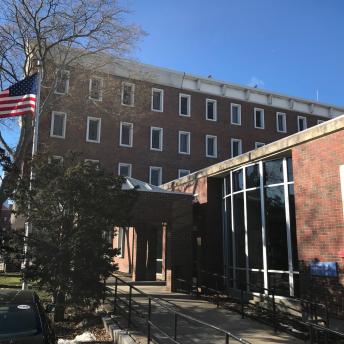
[127,0,344,105]
[3,0,344,149]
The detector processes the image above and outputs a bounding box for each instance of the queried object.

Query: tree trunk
[54,290,66,322]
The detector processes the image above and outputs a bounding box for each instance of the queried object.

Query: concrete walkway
[107,280,305,344]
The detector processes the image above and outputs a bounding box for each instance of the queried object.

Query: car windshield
[0,304,40,337]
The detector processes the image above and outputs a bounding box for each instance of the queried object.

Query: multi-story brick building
[39,58,344,185]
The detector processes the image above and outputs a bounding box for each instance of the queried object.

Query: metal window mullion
[283,158,294,296]
[222,178,228,283]
[243,167,249,292]
[259,161,268,295]
[230,171,236,289]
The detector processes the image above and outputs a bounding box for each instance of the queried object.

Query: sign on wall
[309,261,337,277]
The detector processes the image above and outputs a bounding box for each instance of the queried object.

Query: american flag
[0,74,38,119]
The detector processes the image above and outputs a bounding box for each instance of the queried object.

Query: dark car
[0,289,56,344]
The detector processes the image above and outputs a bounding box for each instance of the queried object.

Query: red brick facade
[38,65,330,184]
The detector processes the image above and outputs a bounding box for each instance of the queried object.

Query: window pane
[255,110,262,127]
[268,273,290,297]
[90,79,101,100]
[179,170,189,178]
[121,125,131,145]
[207,101,214,119]
[180,133,189,153]
[246,164,260,189]
[150,169,161,185]
[180,96,188,115]
[287,157,293,182]
[153,91,161,110]
[225,197,233,269]
[53,114,64,136]
[289,184,298,271]
[247,189,263,269]
[264,159,283,185]
[207,137,214,156]
[123,85,133,105]
[88,120,99,141]
[232,170,243,192]
[55,70,68,93]
[119,165,130,177]
[232,141,241,157]
[232,106,239,124]
[152,129,161,149]
[278,114,284,131]
[249,271,264,293]
[233,193,245,268]
[265,186,288,270]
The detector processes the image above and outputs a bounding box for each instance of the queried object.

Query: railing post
[128,285,132,328]
[272,289,277,333]
[309,324,314,344]
[114,277,118,314]
[147,298,151,344]
[225,333,229,344]
[241,288,244,319]
[174,313,178,340]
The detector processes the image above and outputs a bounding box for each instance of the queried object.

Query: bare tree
[0,0,142,205]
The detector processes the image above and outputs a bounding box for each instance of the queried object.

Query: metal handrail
[108,274,252,344]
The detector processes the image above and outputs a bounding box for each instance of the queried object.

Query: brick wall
[39,66,327,184]
[292,130,344,307]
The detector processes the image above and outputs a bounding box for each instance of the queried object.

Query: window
[55,69,69,95]
[206,135,217,158]
[86,117,101,143]
[231,103,241,125]
[152,88,164,112]
[120,122,133,147]
[50,111,66,138]
[317,119,325,125]
[231,138,242,157]
[149,166,162,186]
[116,227,125,257]
[121,82,135,106]
[254,108,265,129]
[89,77,103,101]
[178,169,190,178]
[118,163,132,177]
[179,93,191,117]
[178,131,190,154]
[206,99,217,121]
[255,142,265,149]
[150,127,163,151]
[276,112,287,133]
[340,165,344,219]
[297,116,307,131]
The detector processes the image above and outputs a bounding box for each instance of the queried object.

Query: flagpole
[22,59,42,290]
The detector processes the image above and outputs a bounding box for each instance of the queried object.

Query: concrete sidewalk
[108,280,305,344]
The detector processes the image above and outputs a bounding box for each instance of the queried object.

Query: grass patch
[0,273,51,302]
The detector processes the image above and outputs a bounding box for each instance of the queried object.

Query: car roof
[0,289,36,304]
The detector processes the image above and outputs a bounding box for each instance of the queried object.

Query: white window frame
[179,93,191,117]
[50,111,66,139]
[178,169,190,178]
[231,138,242,158]
[89,77,103,101]
[276,112,287,133]
[120,122,133,147]
[118,163,132,177]
[149,166,162,186]
[206,98,217,121]
[151,88,164,112]
[254,108,265,129]
[255,142,265,149]
[85,159,99,164]
[49,155,63,164]
[206,135,217,158]
[317,119,325,125]
[121,82,135,107]
[178,131,191,155]
[54,69,70,95]
[297,116,307,132]
[150,127,163,151]
[340,165,344,219]
[231,103,242,125]
[86,116,101,143]
[116,227,125,258]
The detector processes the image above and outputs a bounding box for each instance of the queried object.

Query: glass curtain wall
[222,157,298,297]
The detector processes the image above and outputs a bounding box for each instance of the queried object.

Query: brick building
[38,58,344,185]
[162,115,344,308]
